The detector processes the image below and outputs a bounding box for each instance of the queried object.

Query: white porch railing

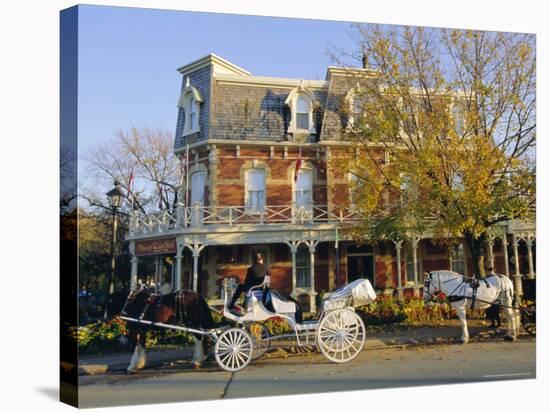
[128,203,364,235]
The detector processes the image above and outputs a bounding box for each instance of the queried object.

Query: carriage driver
[227,252,270,315]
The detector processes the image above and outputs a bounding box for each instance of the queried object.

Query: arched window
[295,169,313,210]
[452,102,465,136]
[190,171,206,206]
[296,96,310,130]
[245,169,266,214]
[348,172,360,209]
[285,87,316,135]
[189,97,197,130]
[176,77,203,137]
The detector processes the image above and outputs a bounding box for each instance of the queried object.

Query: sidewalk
[77,320,526,375]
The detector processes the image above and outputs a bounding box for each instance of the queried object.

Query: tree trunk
[464,232,486,278]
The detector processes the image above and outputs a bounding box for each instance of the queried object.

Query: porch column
[129,240,138,290]
[412,237,420,296]
[502,233,510,277]
[308,240,319,313]
[175,237,185,291]
[285,240,300,296]
[394,240,403,301]
[187,243,206,293]
[175,254,183,290]
[487,236,495,269]
[512,235,523,297]
[154,257,160,293]
[526,237,535,278]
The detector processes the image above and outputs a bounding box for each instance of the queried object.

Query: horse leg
[454,302,469,343]
[501,290,518,341]
[191,335,206,368]
[127,331,147,373]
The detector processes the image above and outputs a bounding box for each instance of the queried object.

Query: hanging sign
[135,237,177,256]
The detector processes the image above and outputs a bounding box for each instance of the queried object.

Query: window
[190,171,206,205]
[450,243,466,275]
[349,95,364,127]
[296,96,310,130]
[452,103,465,136]
[176,78,203,137]
[245,169,266,214]
[348,172,360,209]
[295,170,313,210]
[296,245,311,288]
[285,87,316,134]
[189,97,197,130]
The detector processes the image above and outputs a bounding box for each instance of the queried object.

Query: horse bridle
[423,271,443,301]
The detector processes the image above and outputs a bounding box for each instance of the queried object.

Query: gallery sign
[135,237,177,256]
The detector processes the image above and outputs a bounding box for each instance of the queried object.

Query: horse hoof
[504,335,515,342]
[192,363,202,369]
[460,339,469,344]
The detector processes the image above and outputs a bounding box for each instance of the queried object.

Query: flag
[294,148,302,182]
[335,227,339,249]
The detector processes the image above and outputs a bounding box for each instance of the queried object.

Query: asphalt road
[78,339,535,408]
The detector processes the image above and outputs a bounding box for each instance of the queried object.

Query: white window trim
[244,168,267,215]
[347,171,360,210]
[345,87,366,130]
[177,78,203,138]
[292,168,314,213]
[285,87,317,135]
[451,100,466,137]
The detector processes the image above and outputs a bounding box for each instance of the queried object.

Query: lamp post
[106,180,123,294]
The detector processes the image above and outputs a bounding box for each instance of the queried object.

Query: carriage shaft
[119,316,218,339]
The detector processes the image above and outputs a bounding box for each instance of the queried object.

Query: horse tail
[197,294,218,329]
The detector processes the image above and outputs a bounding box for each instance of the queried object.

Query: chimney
[362,53,368,69]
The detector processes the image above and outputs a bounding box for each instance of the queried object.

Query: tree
[331,25,535,276]
[81,127,181,216]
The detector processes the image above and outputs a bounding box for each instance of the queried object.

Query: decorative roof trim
[214,73,328,90]
[177,53,251,76]
[177,80,203,108]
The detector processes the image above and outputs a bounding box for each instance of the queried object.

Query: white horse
[423,270,519,343]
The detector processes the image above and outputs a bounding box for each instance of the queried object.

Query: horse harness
[426,272,492,309]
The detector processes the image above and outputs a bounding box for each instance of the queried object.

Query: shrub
[356,296,486,326]
[73,317,194,354]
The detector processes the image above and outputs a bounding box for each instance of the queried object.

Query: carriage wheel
[521,304,536,336]
[245,322,271,360]
[214,328,254,372]
[317,308,366,363]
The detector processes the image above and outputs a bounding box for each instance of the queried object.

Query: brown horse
[106,287,218,372]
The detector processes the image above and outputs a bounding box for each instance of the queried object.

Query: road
[78,339,535,408]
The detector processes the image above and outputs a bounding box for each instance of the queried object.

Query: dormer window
[285,85,317,135]
[177,77,203,137]
[189,97,197,130]
[451,102,465,136]
[345,87,366,129]
[296,96,310,130]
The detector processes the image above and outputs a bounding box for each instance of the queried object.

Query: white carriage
[214,277,376,372]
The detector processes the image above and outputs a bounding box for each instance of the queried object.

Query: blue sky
[77,5,360,154]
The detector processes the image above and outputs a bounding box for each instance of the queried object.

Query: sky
[77,5,361,155]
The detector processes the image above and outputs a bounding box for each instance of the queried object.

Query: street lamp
[106,180,123,294]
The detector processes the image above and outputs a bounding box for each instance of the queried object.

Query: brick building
[126,54,535,309]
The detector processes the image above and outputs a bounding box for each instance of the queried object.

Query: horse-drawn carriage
[217,277,376,371]
[117,278,376,373]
